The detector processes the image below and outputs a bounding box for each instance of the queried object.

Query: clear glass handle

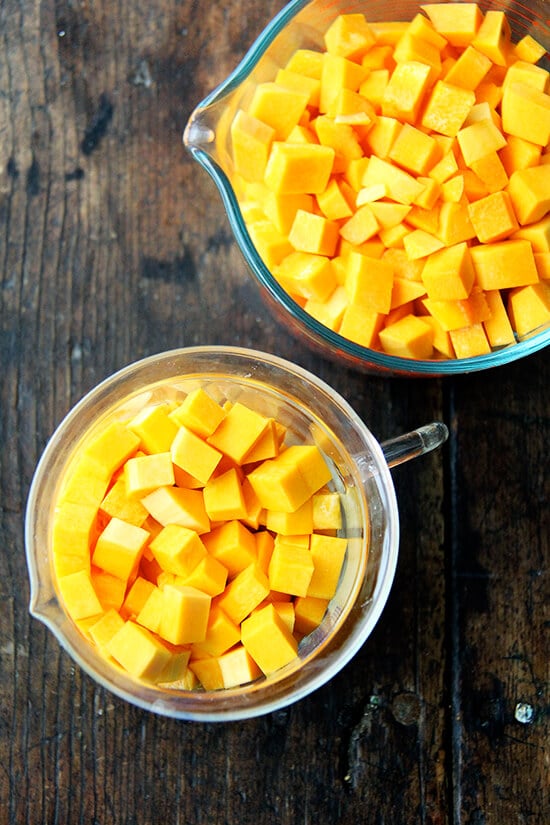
[380,422,448,468]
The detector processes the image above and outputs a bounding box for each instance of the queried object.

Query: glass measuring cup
[183,0,550,375]
[25,346,447,721]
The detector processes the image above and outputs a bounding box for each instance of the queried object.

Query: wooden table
[1,1,548,822]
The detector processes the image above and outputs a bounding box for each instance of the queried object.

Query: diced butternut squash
[100,477,149,526]
[89,609,125,650]
[202,519,257,578]
[92,569,127,612]
[268,540,314,597]
[289,209,340,256]
[449,323,491,358]
[203,467,247,522]
[324,13,376,61]
[217,564,270,625]
[294,596,330,636]
[507,165,550,226]
[320,53,367,113]
[471,10,511,66]
[52,375,350,692]
[92,517,150,581]
[169,388,225,439]
[443,46,491,90]
[456,119,507,166]
[149,524,207,578]
[264,142,335,194]
[507,282,550,337]
[207,402,270,464]
[362,155,425,204]
[249,82,309,140]
[159,585,211,645]
[470,240,539,290]
[275,251,337,302]
[171,424,222,485]
[501,82,550,147]
[231,8,547,359]
[421,242,475,300]
[217,645,263,689]
[513,35,547,65]
[247,444,330,513]
[379,314,434,359]
[83,421,140,477]
[344,250,394,314]
[124,452,175,498]
[307,534,347,600]
[389,123,440,176]
[381,60,432,123]
[192,606,241,658]
[421,81,476,137]
[241,603,298,674]
[230,109,276,182]
[483,289,516,348]
[467,191,518,243]
[108,621,172,681]
[57,569,103,621]
[421,3,484,48]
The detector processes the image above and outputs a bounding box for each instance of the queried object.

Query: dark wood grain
[0,1,548,823]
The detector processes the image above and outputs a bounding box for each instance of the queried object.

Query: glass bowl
[25,346,447,721]
[183,0,550,376]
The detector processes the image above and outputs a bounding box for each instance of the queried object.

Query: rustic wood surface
[0,1,548,823]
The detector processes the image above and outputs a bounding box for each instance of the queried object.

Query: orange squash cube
[207,402,270,465]
[379,314,434,359]
[467,191,518,243]
[202,467,247,522]
[108,621,171,681]
[202,519,257,578]
[169,388,226,439]
[443,45,491,90]
[507,165,550,226]
[217,563,270,624]
[483,289,516,348]
[381,60,432,124]
[241,603,298,674]
[307,534,347,600]
[264,142,335,195]
[230,109,276,182]
[421,3,484,48]
[470,240,539,290]
[124,452,175,498]
[159,585,211,645]
[471,10,511,66]
[501,82,550,147]
[141,485,210,534]
[388,123,440,176]
[294,596,330,636]
[249,82,309,140]
[319,53,367,113]
[289,209,340,257]
[449,323,491,358]
[421,80,476,137]
[421,242,475,301]
[57,569,103,621]
[149,524,207,578]
[508,282,550,337]
[268,541,314,597]
[323,13,375,61]
[92,517,150,581]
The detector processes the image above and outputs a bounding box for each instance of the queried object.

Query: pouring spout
[183,107,217,152]
[380,422,449,468]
